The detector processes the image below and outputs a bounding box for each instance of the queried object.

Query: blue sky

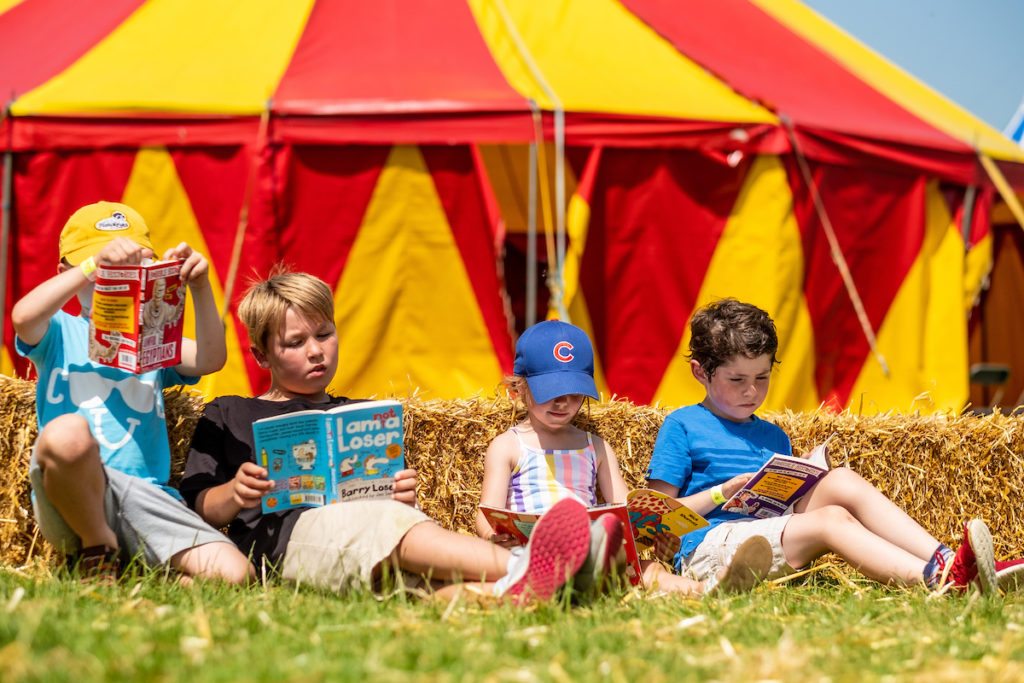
[800,0,1024,132]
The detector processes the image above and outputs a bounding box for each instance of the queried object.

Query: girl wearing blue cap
[477,320,770,596]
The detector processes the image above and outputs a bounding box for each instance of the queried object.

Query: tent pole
[221,106,270,320]
[490,0,568,320]
[554,108,566,308]
[960,185,976,245]
[0,101,12,361]
[782,115,889,377]
[978,152,1024,233]
[527,131,538,328]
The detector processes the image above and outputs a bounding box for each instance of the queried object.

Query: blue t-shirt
[647,403,791,563]
[17,310,198,498]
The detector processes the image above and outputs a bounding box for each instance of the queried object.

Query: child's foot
[573,513,625,594]
[996,558,1024,593]
[501,498,591,603]
[704,535,772,595]
[67,545,121,585]
[941,519,997,594]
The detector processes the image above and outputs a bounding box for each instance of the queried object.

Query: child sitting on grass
[12,201,251,585]
[180,270,605,602]
[646,298,999,594]
[477,320,771,596]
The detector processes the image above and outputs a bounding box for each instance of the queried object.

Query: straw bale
[2,374,1023,571]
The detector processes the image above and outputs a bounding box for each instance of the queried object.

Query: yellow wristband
[80,256,97,280]
[710,484,727,505]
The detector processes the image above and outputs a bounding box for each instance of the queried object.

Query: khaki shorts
[30,450,230,566]
[683,515,797,583]
[281,500,431,593]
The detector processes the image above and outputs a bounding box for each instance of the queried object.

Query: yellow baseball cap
[58,201,155,266]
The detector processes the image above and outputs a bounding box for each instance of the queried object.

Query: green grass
[3,568,1024,682]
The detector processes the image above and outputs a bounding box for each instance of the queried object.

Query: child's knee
[821,466,864,489]
[35,414,97,468]
[813,504,858,534]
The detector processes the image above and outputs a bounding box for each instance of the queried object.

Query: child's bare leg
[34,415,117,550]
[641,560,703,596]
[783,505,925,584]
[795,467,939,560]
[170,542,255,585]
[395,522,510,582]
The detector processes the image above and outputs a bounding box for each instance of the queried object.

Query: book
[89,259,186,373]
[721,433,836,519]
[479,502,644,585]
[254,399,405,514]
[625,488,709,549]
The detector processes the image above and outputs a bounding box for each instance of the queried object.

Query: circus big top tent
[2,0,1024,412]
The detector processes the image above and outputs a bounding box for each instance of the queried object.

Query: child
[646,298,999,594]
[477,319,772,595]
[11,201,252,584]
[179,270,601,602]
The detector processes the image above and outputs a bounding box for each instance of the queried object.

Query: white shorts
[281,500,431,593]
[683,515,797,583]
[30,450,231,566]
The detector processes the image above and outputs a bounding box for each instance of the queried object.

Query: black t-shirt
[180,394,359,565]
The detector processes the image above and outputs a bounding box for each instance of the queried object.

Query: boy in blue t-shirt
[647,298,999,594]
[12,201,252,584]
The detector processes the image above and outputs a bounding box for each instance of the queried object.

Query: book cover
[479,502,644,586]
[722,434,835,519]
[625,488,709,549]
[256,400,405,514]
[90,260,185,373]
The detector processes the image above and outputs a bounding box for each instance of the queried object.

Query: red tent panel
[581,148,752,405]
[791,163,926,406]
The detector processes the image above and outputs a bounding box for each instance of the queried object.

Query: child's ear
[689,359,708,384]
[57,262,71,275]
[250,346,269,369]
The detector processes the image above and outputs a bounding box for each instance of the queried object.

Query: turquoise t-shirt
[17,310,198,498]
[646,403,791,565]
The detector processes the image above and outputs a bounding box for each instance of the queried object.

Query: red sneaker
[942,519,997,595]
[573,512,625,594]
[503,498,590,603]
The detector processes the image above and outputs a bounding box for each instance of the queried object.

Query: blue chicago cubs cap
[513,320,598,404]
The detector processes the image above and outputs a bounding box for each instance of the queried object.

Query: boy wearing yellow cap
[11,201,252,584]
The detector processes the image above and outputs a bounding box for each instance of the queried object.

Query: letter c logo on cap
[553,341,574,363]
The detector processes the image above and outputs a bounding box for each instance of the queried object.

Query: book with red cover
[89,260,185,373]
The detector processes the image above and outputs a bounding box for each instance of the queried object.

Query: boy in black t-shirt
[180,270,597,600]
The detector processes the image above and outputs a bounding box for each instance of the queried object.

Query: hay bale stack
[1,374,1022,569]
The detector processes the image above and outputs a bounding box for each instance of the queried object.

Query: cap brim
[525,371,598,404]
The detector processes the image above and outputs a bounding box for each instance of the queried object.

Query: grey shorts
[683,515,797,583]
[30,451,232,566]
[281,500,430,593]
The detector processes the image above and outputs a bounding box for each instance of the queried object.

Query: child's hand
[722,473,755,499]
[393,468,418,507]
[163,242,211,290]
[232,462,272,509]
[489,533,520,549]
[94,237,154,267]
[651,531,681,564]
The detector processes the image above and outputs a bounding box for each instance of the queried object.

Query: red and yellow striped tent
[2,0,1022,411]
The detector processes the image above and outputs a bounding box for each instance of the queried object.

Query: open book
[722,433,836,519]
[90,259,185,373]
[254,400,405,514]
[479,502,643,585]
[625,488,709,549]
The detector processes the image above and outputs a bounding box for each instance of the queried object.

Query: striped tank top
[505,428,598,514]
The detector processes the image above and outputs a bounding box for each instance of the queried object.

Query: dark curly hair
[688,298,779,378]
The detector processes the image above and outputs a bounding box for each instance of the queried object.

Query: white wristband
[710,484,727,505]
